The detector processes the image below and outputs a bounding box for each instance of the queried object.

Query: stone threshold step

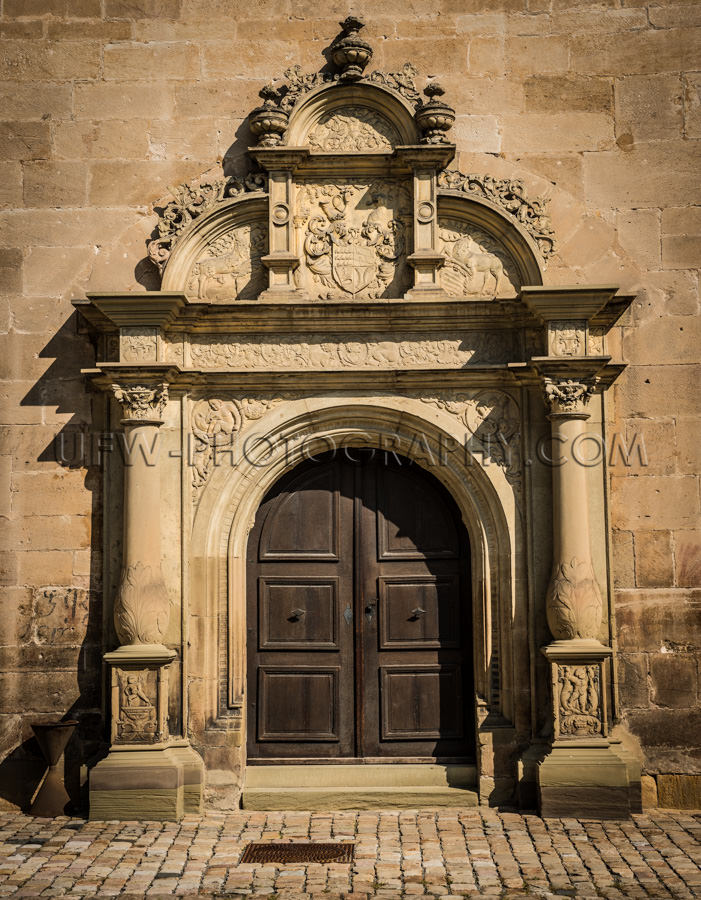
[241,784,479,811]
[245,763,477,789]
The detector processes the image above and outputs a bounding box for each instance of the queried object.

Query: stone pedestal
[90,646,203,820]
[538,641,629,818]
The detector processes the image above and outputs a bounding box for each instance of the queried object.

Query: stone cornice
[74,288,631,336]
[521,285,618,322]
[82,360,624,394]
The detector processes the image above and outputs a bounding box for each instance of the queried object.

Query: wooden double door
[246,451,474,760]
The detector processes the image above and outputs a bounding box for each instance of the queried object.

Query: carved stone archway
[76,16,635,819]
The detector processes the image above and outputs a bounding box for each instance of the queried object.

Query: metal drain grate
[240,841,354,864]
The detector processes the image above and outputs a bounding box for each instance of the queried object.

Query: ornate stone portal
[75,18,635,820]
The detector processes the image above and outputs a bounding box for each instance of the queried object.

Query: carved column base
[537,640,631,819]
[89,646,204,820]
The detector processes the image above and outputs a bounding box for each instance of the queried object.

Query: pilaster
[89,380,203,821]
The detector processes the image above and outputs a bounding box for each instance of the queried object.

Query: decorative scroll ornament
[112,383,168,421]
[258,60,422,116]
[308,107,399,152]
[546,557,603,641]
[543,377,598,415]
[558,664,602,736]
[298,181,409,299]
[438,170,556,262]
[148,172,266,273]
[114,561,171,645]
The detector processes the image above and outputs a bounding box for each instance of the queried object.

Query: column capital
[542,375,599,418]
[112,382,168,423]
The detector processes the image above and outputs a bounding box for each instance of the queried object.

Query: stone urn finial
[415,82,455,144]
[330,15,373,81]
[250,84,289,147]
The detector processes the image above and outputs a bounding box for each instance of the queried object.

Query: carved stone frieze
[187,331,514,370]
[296,179,412,299]
[557,663,602,737]
[112,383,168,421]
[546,557,603,641]
[543,377,598,416]
[308,106,399,152]
[438,169,556,262]
[438,217,519,298]
[185,221,267,301]
[120,327,157,363]
[148,172,267,273]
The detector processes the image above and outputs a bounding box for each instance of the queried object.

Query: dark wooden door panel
[258,666,340,741]
[376,464,460,560]
[259,576,339,650]
[380,665,464,741]
[259,465,340,560]
[247,451,474,762]
[378,575,460,649]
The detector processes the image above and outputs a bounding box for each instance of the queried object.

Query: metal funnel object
[30,720,78,817]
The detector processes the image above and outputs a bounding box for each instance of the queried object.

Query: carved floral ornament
[188,390,523,500]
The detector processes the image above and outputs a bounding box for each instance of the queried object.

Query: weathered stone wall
[0,0,699,810]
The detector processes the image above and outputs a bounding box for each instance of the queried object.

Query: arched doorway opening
[245,449,475,766]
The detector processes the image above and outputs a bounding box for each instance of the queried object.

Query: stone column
[89,381,203,821]
[536,375,631,818]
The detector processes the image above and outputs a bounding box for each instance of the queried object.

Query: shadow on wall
[0,313,106,813]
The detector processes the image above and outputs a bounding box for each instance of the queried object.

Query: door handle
[410,607,426,620]
[289,608,305,622]
[364,601,376,622]
[343,604,353,625]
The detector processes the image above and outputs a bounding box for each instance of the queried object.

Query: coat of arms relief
[296,179,412,300]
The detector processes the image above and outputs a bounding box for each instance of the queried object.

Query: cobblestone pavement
[0,809,699,899]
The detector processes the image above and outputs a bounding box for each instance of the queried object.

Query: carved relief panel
[438,217,519,298]
[307,106,400,152]
[185,221,268,302]
[295,178,412,300]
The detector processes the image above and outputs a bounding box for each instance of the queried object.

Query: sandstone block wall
[0,0,699,810]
